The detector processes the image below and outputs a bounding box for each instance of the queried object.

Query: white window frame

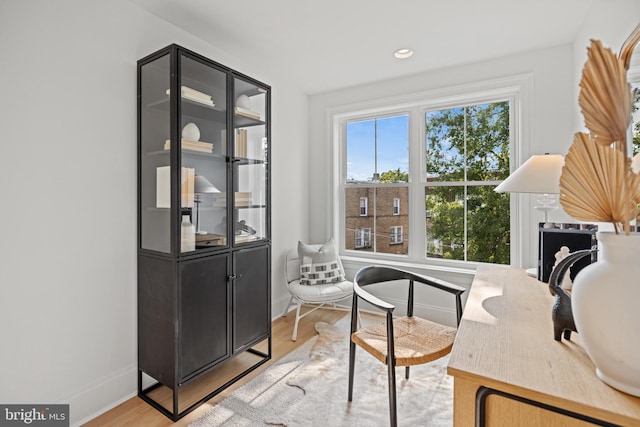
[355,228,371,249]
[360,197,368,217]
[390,226,403,244]
[393,198,400,215]
[331,74,533,270]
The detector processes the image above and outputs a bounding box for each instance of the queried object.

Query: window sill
[339,254,479,279]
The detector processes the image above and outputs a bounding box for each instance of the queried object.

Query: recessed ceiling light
[394,48,414,59]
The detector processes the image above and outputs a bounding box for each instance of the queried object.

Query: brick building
[344,186,409,255]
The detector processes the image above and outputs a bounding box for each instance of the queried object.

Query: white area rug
[190,316,453,426]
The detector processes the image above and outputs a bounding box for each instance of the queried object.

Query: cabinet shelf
[211,203,265,209]
[146,96,227,123]
[234,114,265,128]
[233,157,266,165]
[234,204,266,209]
[146,149,226,159]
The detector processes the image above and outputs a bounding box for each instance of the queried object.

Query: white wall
[308,44,576,273]
[572,1,640,130]
[568,3,640,235]
[0,0,307,425]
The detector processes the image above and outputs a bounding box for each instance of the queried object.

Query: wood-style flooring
[83,309,348,426]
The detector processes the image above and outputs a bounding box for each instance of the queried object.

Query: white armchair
[282,246,354,341]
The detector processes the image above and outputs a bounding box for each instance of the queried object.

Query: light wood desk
[447,265,640,426]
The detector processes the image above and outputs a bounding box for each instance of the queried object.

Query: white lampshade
[494,154,564,194]
[194,175,220,194]
[496,153,565,277]
[193,175,220,235]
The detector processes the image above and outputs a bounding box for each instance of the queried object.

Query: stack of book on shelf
[196,232,226,248]
[234,106,260,120]
[212,193,226,207]
[235,129,248,157]
[235,233,259,243]
[234,192,252,207]
[164,138,213,153]
[165,85,214,107]
[212,192,252,207]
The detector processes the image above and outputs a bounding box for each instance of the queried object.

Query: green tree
[425,102,511,264]
[426,186,465,259]
[378,168,408,183]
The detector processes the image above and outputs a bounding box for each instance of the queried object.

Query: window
[336,77,526,266]
[390,226,403,244]
[425,102,510,263]
[360,197,368,216]
[344,115,409,255]
[355,228,371,249]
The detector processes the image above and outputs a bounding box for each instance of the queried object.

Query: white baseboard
[62,364,137,427]
[272,293,295,319]
[360,297,457,326]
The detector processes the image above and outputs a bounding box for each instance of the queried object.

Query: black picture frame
[538,223,598,282]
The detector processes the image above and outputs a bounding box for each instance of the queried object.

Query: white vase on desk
[571,231,640,397]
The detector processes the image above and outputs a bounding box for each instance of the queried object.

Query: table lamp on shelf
[194,175,220,235]
[494,153,565,277]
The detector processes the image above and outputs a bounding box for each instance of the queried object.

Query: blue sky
[346,115,409,182]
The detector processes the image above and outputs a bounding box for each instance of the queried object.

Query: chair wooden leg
[348,339,356,401]
[291,301,302,341]
[388,360,397,427]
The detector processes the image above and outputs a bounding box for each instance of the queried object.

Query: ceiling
[132,0,598,94]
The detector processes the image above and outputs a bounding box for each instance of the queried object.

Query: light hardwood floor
[84,309,349,426]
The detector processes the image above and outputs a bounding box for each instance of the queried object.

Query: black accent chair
[348,266,465,427]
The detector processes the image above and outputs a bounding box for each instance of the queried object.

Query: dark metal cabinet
[137,44,271,421]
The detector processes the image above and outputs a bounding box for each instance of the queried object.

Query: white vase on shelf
[571,231,640,397]
[181,214,196,252]
[182,122,200,141]
[236,94,251,110]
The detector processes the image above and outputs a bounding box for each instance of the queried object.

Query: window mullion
[408,108,424,261]
[463,107,468,262]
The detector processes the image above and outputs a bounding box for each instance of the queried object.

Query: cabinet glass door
[232,77,269,245]
[140,53,171,253]
[178,54,228,253]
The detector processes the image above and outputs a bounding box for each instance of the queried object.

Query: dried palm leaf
[619,22,640,71]
[578,40,632,147]
[559,132,640,227]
